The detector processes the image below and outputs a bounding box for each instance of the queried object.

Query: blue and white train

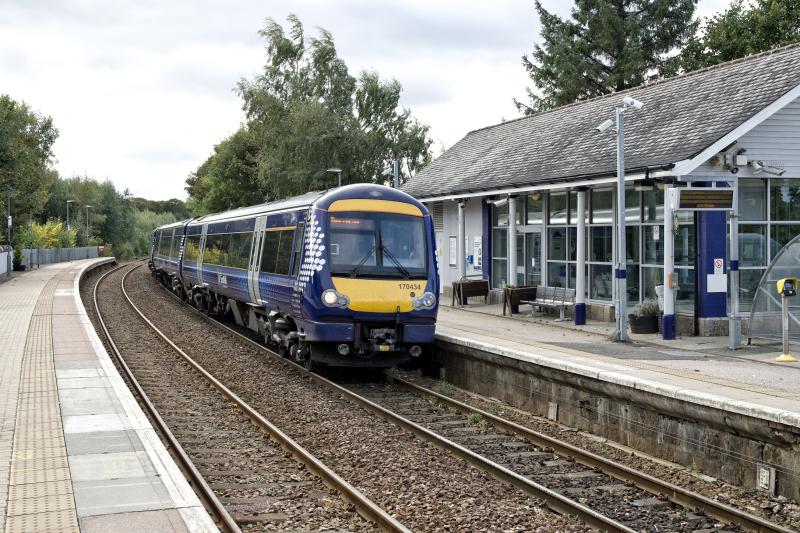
[149,184,439,369]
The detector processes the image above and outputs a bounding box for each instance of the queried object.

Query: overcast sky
[1,0,732,200]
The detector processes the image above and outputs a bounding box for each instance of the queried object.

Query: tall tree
[0,95,59,244]
[515,0,698,114]
[682,0,800,72]
[188,15,432,213]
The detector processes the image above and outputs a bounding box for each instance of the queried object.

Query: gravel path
[122,264,591,532]
[84,263,377,532]
[390,370,800,531]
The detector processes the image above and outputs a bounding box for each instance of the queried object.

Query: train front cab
[299,194,439,368]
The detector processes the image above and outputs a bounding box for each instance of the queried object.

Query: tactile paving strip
[4,271,79,532]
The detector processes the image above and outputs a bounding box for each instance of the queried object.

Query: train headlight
[413,291,437,310]
[322,289,349,308]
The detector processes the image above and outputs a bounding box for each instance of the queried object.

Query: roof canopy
[403,45,800,200]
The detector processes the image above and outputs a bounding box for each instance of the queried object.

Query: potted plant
[503,284,538,315]
[12,248,25,272]
[629,298,659,334]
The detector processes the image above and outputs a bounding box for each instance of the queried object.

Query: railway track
[88,262,406,533]
[140,262,792,533]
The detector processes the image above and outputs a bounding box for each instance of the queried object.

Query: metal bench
[522,286,576,321]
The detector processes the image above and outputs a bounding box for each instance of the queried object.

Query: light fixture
[490,197,508,207]
[530,191,542,201]
[635,179,654,191]
[595,119,614,133]
[749,160,764,173]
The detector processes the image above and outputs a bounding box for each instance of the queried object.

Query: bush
[632,298,660,317]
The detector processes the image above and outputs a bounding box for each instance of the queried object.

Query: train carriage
[149,184,439,369]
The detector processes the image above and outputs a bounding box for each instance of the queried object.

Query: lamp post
[85,205,93,244]
[596,96,644,342]
[66,199,74,231]
[326,167,343,188]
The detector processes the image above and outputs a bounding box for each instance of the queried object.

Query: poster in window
[448,236,457,267]
[473,236,482,269]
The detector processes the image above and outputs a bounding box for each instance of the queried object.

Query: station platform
[437,303,800,429]
[0,259,215,532]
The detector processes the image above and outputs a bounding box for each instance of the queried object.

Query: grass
[468,411,488,430]
[434,380,453,397]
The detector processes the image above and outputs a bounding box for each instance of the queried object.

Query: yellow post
[775,278,797,363]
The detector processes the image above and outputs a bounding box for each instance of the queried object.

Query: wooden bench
[451,278,490,307]
[522,286,576,321]
[502,286,538,316]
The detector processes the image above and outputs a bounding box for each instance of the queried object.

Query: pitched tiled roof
[403,44,800,199]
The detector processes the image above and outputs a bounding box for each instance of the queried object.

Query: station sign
[670,189,734,211]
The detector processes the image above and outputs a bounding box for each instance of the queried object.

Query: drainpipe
[507,196,516,286]
[575,188,587,325]
[663,179,676,340]
[457,200,466,279]
[729,181,741,348]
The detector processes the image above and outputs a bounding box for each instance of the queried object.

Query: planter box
[503,286,538,315]
[629,314,658,334]
[451,279,490,306]
[12,264,26,272]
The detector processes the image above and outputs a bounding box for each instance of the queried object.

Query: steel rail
[120,264,410,533]
[91,262,241,533]
[390,376,792,533]
[147,267,633,532]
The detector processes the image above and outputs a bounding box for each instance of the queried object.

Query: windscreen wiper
[380,245,412,279]
[347,245,377,278]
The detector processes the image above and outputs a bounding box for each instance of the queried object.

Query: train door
[247,216,268,304]
[197,224,208,287]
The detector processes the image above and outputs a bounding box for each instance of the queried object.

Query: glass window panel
[739,179,766,221]
[548,227,567,261]
[492,228,508,258]
[525,192,544,224]
[625,188,640,222]
[642,267,663,300]
[516,234,524,268]
[492,259,508,288]
[739,224,767,267]
[626,264,640,302]
[492,203,508,227]
[590,264,613,300]
[183,236,200,262]
[770,179,800,221]
[274,230,293,275]
[292,223,305,276]
[526,193,544,224]
[228,233,252,269]
[591,190,613,224]
[548,192,567,224]
[514,196,524,225]
[675,268,695,314]
[643,226,664,264]
[548,262,567,288]
[642,189,664,222]
[739,268,764,309]
[568,263,578,290]
[590,226,613,262]
[771,225,800,255]
[674,225,695,266]
[260,231,280,272]
[204,233,229,266]
[626,226,639,264]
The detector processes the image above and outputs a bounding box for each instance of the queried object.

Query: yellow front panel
[327,199,423,217]
[331,277,427,313]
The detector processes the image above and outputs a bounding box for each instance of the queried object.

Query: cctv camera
[762,164,786,176]
[749,160,764,173]
[595,119,614,133]
[622,96,644,110]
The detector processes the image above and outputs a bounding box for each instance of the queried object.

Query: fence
[0,246,11,276]
[22,246,100,267]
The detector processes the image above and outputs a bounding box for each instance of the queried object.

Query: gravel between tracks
[389,370,800,531]
[83,264,376,532]
[121,264,592,532]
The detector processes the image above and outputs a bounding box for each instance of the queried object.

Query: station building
[403,44,800,338]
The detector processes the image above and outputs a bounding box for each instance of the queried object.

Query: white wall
[437,198,486,289]
[690,96,800,179]
[0,250,10,275]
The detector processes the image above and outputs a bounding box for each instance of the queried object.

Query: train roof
[186,190,325,227]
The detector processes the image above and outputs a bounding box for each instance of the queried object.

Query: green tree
[515,0,698,114]
[0,95,59,244]
[131,209,176,257]
[682,0,800,71]
[188,15,432,212]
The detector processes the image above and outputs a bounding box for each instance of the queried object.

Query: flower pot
[628,314,658,334]
[12,264,26,272]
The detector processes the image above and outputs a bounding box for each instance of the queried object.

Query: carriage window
[292,222,305,276]
[165,229,177,257]
[260,231,280,273]
[274,230,294,275]
[329,216,377,274]
[227,233,252,269]
[379,218,425,270]
[183,235,200,262]
[204,234,229,265]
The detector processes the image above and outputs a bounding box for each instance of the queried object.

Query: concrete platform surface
[0,260,216,533]
[438,305,800,429]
